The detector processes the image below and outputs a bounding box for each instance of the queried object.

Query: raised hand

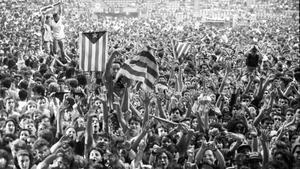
[138,140,147,151]
[139,91,152,106]
[260,129,270,142]
[59,134,72,144]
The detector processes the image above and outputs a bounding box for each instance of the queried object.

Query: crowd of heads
[0,1,300,169]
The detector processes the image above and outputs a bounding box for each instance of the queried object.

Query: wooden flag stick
[150,115,179,126]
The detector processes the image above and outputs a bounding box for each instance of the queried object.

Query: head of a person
[272,150,293,169]
[241,95,252,106]
[26,100,37,112]
[292,136,300,162]
[237,143,252,155]
[14,149,33,169]
[265,160,289,169]
[169,107,183,122]
[0,149,10,169]
[0,110,8,121]
[272,113,283,126]
[10,139,28,158]
[18,89,28,101]
[33,138,50,162]
[278,97,289,107]
[157,126,168,137]
[45,15,51,24]
[128,116,142,137]
[65,126,76,141]
[63,108,73,122]
[261,116,274,131]
[285,108,294,122]
[74,116,85,130]
[19,114,30,129]
[38,114,51,127]
[52,153,73,169]
[4,118,17,134]
[161,136,172,149]
[111,61,121,78]
[156,149,172,169]
[19,129,30,142]
[234,122,247,134]
[5,96,15,111]
[203,149,216,166]
[37,96,47,109]
[24,119,36,136]
[91,115,101,134]
[88,147,103,164]
[26,135,36,149]
[53,13,60,22]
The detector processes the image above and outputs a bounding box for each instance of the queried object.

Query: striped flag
[116,51,159,91]
[79,31,108,72]
[171,39,191,59]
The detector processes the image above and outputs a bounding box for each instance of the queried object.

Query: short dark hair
[37,129,54,143]
[169,107,183,116]
[18,89,28,101]
[19,128,31,136]
[18,80,28,89]
[128,116,142,126]
[53,13,58,18]
[33,138,49,150]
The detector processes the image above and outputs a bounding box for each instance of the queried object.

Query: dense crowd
[0,1,300,169]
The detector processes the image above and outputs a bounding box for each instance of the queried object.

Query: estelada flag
[79,31,108,72]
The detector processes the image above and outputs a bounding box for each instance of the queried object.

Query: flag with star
[79,31,108,72]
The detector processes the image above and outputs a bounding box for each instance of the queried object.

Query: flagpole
[170,39,177,61]
[150,115,179,126]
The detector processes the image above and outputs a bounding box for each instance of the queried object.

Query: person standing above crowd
[41,15,53,55]
[49,2,69,63]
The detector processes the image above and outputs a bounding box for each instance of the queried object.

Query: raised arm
[253,106,269,127]
[103,51,118,81]
[211,142,226,169]
[36,154,58,169]
[129,104,143,119]
[177,65,184,92]
[115,103,129,134]
[102,99,109,135]
[156,97,167,119]
[260,129,269,169]
[56,100,68,137]
[84,113,94,158]
[195,141,207,164]
[140,91,151,128]
[218,63,230,94]
[132,140,147,168]
[242,74,254,95]
[131,119,152,152]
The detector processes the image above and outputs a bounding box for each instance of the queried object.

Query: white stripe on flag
[84,36,89,71]
[91,40,96,71]
[172,40,191,59]
[116,51,158,91]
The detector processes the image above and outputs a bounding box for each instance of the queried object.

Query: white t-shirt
[43,24,53,42]
[51,18,65,40]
